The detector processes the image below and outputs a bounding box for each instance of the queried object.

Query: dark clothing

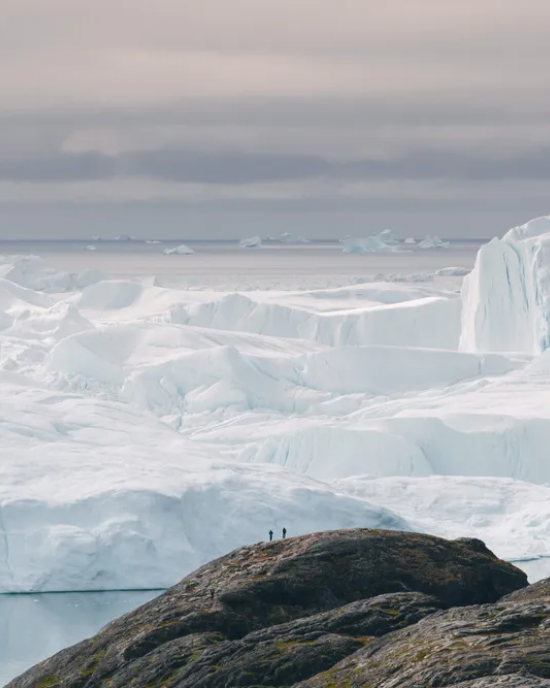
[282,528,287,539]
[269,530,274,541]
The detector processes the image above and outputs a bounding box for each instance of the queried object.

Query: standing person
[269,530,274,541]
[282,527,287,539]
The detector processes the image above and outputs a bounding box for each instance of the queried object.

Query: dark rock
[503,576,550,603]
[6,528,527,688]
[297,594,550,687]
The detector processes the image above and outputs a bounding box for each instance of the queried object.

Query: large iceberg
[0,397,406,592]
[460,215,550,354]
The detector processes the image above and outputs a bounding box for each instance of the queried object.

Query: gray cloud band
[1,147,549,184]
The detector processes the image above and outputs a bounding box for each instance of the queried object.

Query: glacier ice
[0,256,105,294]
[461,215,550,354]
[0,223,550,592]
[335,475,550,580]
[0,413,406,592]
[435,266,470,277]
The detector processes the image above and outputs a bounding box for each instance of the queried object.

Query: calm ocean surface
[0,239,482,288]
[0,591,159,685]
[0,239,483,684]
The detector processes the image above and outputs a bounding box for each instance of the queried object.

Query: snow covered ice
[2,220,550,592]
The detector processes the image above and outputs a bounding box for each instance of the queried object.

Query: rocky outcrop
[7,529,528,688]
[299,586,550,687]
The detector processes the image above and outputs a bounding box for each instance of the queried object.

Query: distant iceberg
[146,240,161,244]
[378,229,399,245]
[83,245,97,251]
[240,236,262,248]
[341,232,404,254]
[418,236,451,249]
[403,237,416,245]
[163,244,194,255]
[114,234,135,242]
[277,232,310,244]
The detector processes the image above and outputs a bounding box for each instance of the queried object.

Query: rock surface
[8,529,529,688]
[299,590,550,687]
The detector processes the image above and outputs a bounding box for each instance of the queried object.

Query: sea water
[0,239,481,289]
[0,591,159,685]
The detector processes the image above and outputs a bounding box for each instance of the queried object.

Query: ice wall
[460,216,550,354]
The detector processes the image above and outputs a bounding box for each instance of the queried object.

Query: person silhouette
[269,530,274,541]
[282,527,287,539]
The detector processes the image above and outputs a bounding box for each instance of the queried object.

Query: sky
[1,0,550,239]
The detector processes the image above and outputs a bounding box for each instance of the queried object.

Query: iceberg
[163,244,194,255]
[276,232,310,244]
[418,235,451,249]
[0,255,103,293]
[404,237,416,245]
[378,229,399,245]
[0,381,407,592]
[239,236,262,248]
[335,475,550,579]
[341,235,401,254]
[83,245,97,252]
[460,215,550,354]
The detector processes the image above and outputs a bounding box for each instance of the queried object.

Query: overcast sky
[1,0,550,239]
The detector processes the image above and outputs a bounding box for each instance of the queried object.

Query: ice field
[1,222,550,592]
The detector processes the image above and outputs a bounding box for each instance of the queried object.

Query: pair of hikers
[268,528,286,541]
